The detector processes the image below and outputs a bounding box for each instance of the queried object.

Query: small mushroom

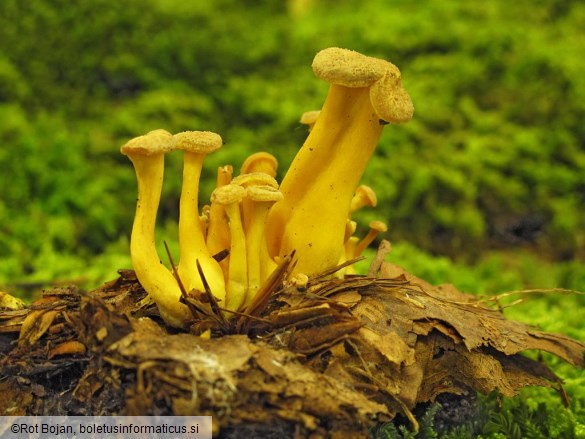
[266,47,413,276]
[336,220,358,278]
[120,129,191,327]
[206,165,234,277]
[343,236,360,276]
[299,110,321,132]
[174,131,226,303]
[211,184,248,312]
[242,185,283,308]
[355,220,388,256]
[350,185,377,213]
[240,152,278,178]
[231,172,279,231]
[231,172,279,189]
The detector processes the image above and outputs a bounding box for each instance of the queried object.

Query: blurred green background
[1,0,584,292]
[0,0,584,434]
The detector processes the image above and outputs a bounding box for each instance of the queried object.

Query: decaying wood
[0,254,583,438]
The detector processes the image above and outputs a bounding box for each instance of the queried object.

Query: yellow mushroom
[350,185,377,214]
[211,184,248,312]
[200,204,211,236]
[240,152,278,178]
[266,47,413,275]
[336,220,358,278]
[242,185,283,309]
[355,220,388,256]
[231,172,279,231]
[344,219,358,244]
[174,131,226,303]
[231,172,279,189]
[299,110,321,132]
[343,236,360,276]
[206,165,233,276]
[120,129,191,327]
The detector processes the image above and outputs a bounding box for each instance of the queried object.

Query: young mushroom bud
[266,47,413,276]
[299,110,321,132]
[350,185,377,214]
[240,152,279,178]
[355,220,388,256]
[174,131,226,303]
[242,185,283,309]
[211,184,248,312]
[120,129,191,327]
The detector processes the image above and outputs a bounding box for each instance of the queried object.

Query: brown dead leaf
[48,341,87,359]
[18,309,60,347]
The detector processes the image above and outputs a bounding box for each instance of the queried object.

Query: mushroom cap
[240,152,278,176]
[369,220,388,233]
[120,129,175,156]
[231,172,279,189]
[312,47,389,88]
[299,110,321,125]
[211,183,247,205]
[174,130,223,154]
[369,69,414,123]
[246,185,284,203]
[312,47,414,123]
[354,185,377,207]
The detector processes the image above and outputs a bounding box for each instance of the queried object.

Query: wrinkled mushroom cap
[312,48,389,88]
[211,183,247,205]
[312,47,414,123]
[120,129,175,156]
[246,185,284,203]
[174,130,223,154]
[370,69,414,123]
[231,172,279,189]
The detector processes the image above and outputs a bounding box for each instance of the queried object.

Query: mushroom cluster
[121,48,413,328]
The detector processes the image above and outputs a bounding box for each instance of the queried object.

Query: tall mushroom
[120,129,191,327]
[211,184,248,312]
[266,47,413,275]
[174,131,226,303]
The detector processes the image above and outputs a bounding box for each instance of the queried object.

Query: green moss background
[0,0,583,436]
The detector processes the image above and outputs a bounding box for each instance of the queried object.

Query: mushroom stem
[175,132,226,303]
[344,237,359,276]
[355,221,388,256]
[122,131,191,327]
[206,165,233,277]
[267,85,383,275]
[243,186,283,308]
[212,184,248,312]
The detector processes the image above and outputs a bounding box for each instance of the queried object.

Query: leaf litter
[0,243,583,438]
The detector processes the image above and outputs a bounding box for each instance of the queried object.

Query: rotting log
[0,255,583,438]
